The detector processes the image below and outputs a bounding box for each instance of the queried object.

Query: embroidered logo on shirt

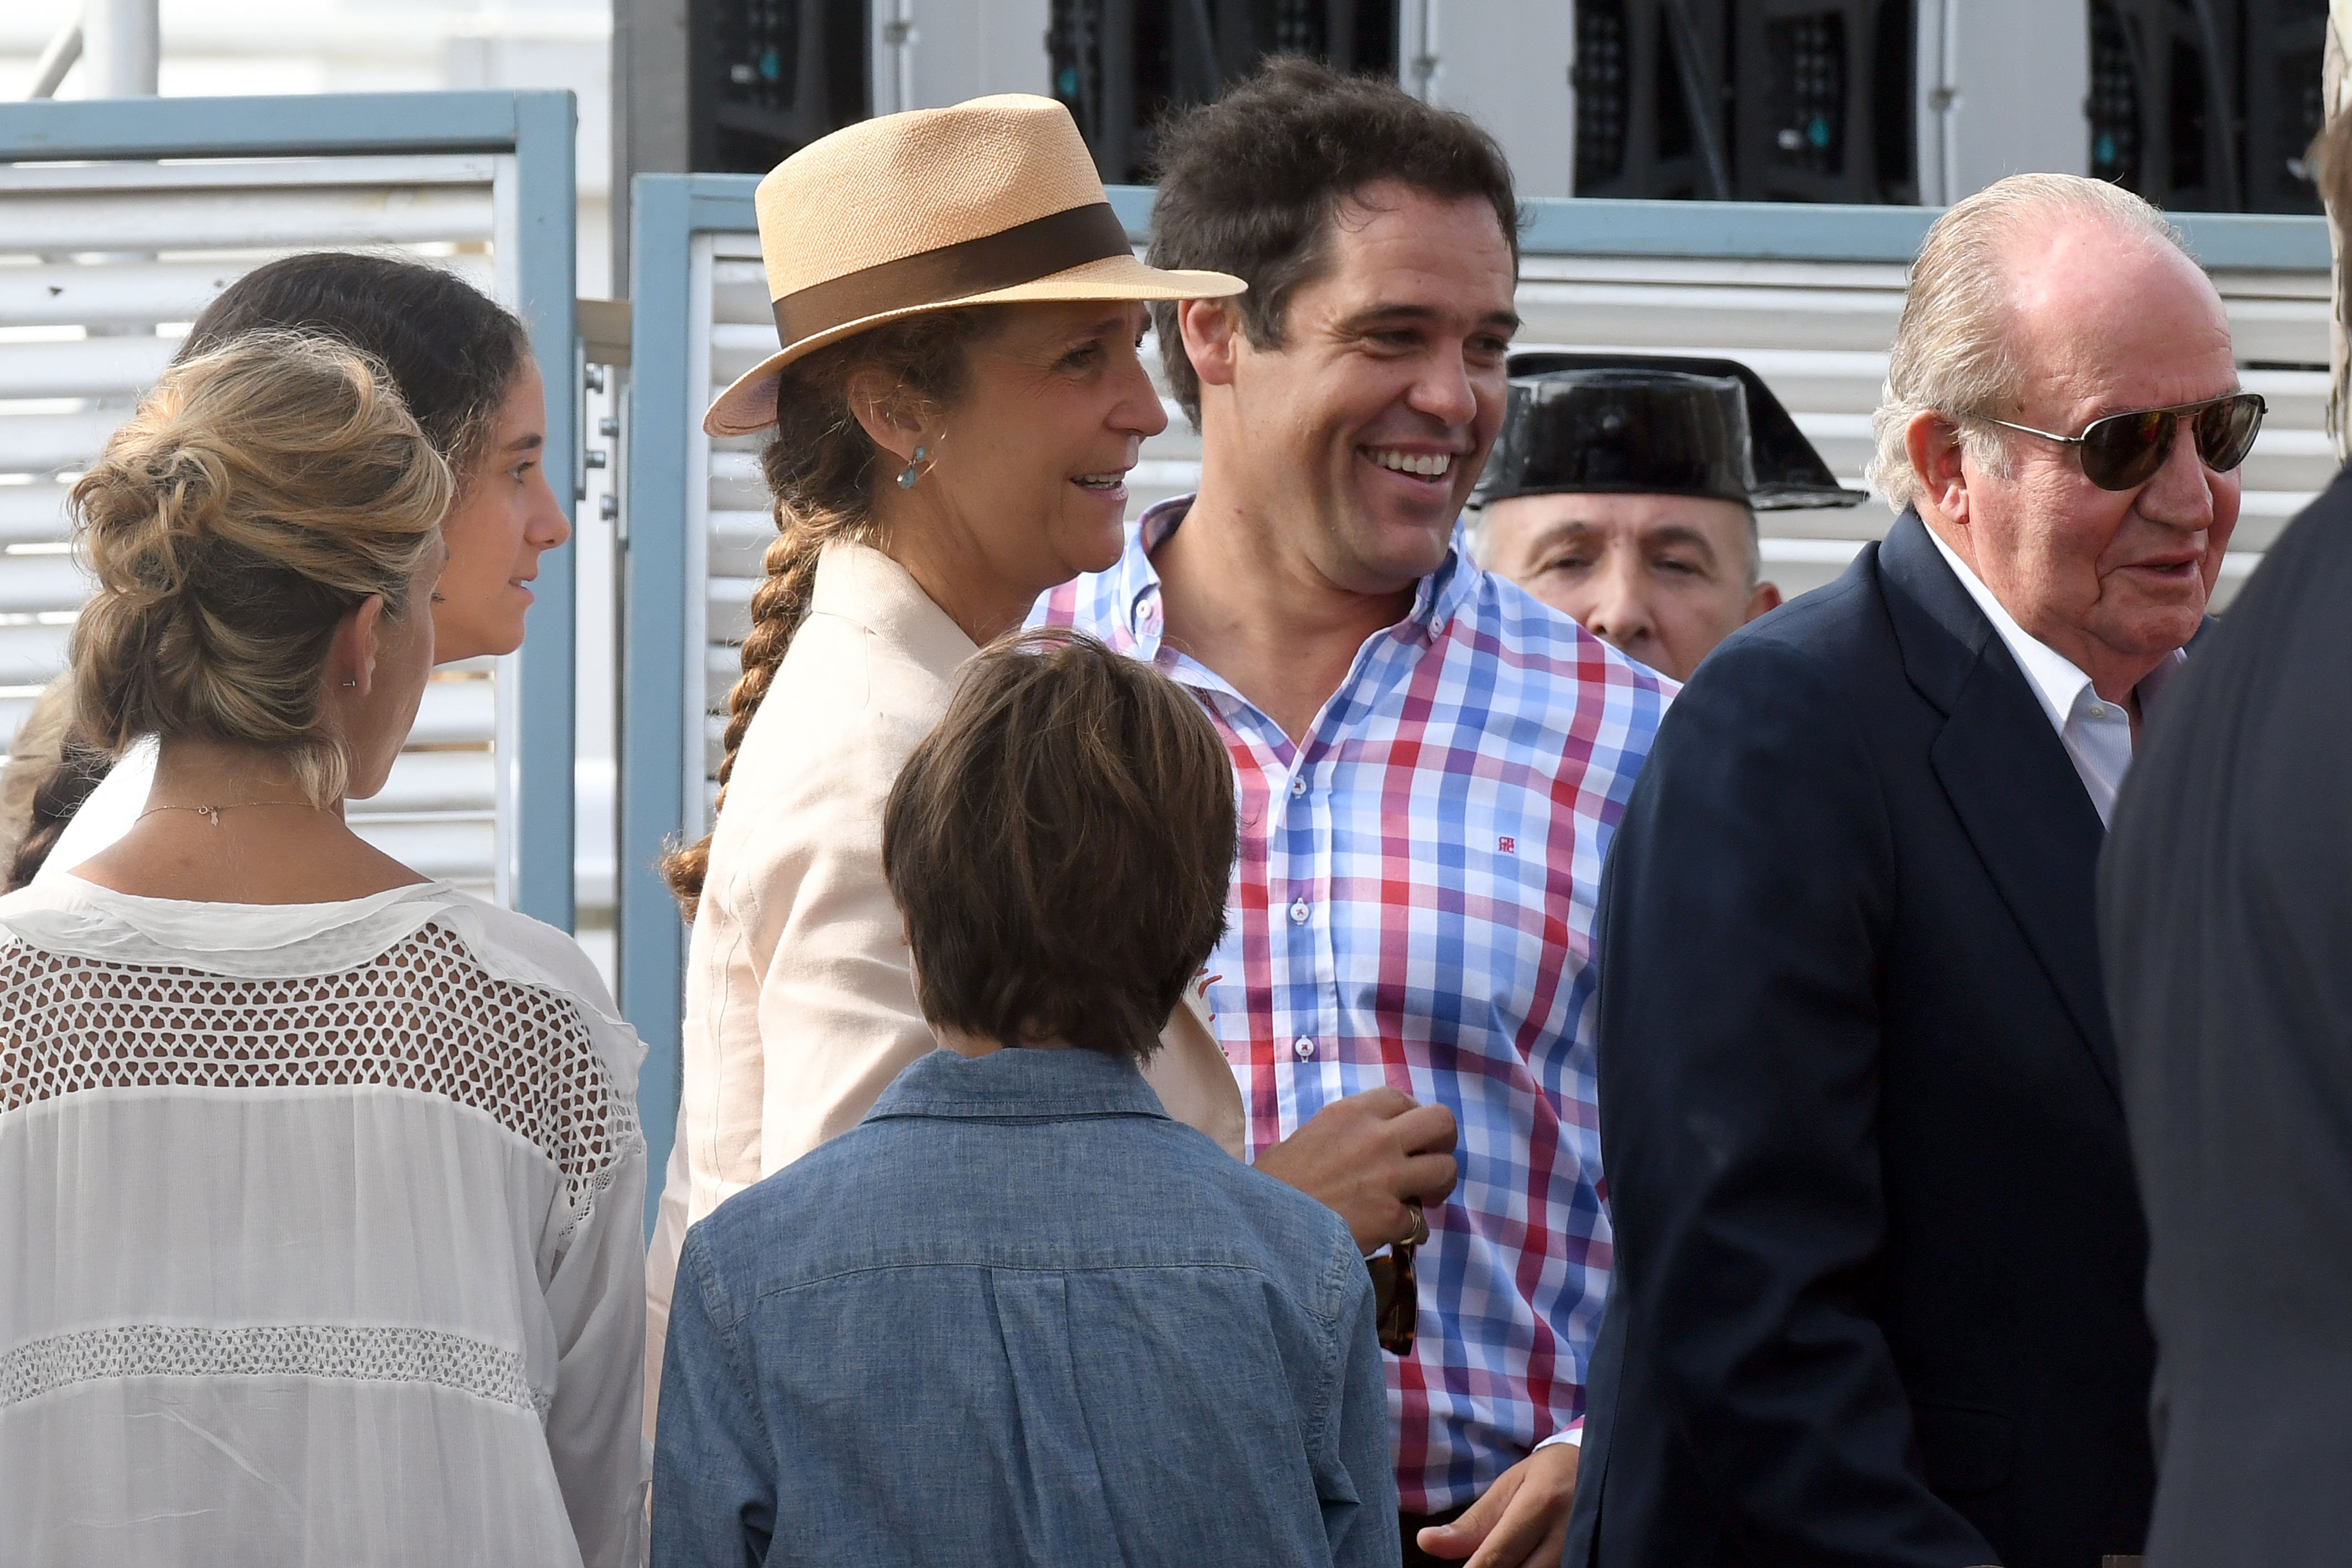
[1498,836,1517,854]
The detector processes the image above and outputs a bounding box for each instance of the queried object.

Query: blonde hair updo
[69,331,452,806]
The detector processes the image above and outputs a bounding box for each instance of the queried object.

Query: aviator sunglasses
[1978,392,2266,492]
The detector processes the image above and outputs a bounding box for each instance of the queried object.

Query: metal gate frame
[0,91,581,930]
[618,178,2329,1227]
[621,172,758,1223]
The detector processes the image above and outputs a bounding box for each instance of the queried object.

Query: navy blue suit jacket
[1564,510,2156,1568]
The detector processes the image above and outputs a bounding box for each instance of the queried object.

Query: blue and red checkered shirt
[1037,497,1673,1511]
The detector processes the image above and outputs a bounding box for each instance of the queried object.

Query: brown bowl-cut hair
[882,628,1237,1061]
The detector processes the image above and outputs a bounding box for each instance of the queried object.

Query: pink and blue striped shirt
[1038,497,1673,1510]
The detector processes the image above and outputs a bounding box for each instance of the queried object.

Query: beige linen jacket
[644,541,1244,1426]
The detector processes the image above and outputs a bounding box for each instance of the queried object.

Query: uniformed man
[1472,353,1862,680]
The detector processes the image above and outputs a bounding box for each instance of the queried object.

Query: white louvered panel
[0,555,85,617]
[0,483,71,546]
[710,506,774,578]
[683,236,778,830]
[7,189,497,256]
[0,154,510,898]
[401,673,497,747]
[0,413,126,476]
[345,819,496,885]
[0,624,71,690]
[0,254,495,331]
[0,337,180,402]
[2,155,502,255]
[352,743,495,814]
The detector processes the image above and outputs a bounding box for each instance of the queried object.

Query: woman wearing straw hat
[646,95,1250,1408]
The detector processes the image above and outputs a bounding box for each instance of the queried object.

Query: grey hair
[1866,174,2193,510]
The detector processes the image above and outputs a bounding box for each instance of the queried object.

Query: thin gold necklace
[137,801,323,827]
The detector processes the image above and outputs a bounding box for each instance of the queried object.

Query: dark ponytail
[4,713,108,893]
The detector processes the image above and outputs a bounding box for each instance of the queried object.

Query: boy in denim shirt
[654,629,1397,1566]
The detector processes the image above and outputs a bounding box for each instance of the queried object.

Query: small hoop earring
[896,444,929,490]
[341,680,357,689]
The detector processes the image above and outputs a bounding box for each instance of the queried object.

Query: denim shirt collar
[864,1045,1172,1125]
[1106,493,1478,659]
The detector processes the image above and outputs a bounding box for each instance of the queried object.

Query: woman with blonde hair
[647,94,1250,1401]
[0,334,646,1566]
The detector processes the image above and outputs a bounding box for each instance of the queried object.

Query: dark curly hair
[1144,54,1521,423]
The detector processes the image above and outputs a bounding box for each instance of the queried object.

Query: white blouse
[0,876,648,1567]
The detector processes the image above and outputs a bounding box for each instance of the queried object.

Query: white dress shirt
[1928,528,2184,826]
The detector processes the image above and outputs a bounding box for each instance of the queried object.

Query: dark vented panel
[1049,1,1396,186]
[1732,0,1902,203]
[1573,0,1734,200]
[688,0,870,174]
[2241,0,2329,213]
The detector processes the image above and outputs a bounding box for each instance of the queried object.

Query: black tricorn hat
[1476,352,1865,512]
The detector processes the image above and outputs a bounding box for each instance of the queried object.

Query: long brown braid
[659,306,997,918]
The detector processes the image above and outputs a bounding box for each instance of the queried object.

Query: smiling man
[1566,175,2253,1568]
[1471,355,1864,681]
[1038,59,1670,1568]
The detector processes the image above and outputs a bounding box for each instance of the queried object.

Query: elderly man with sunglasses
[1565,174,2251,1568]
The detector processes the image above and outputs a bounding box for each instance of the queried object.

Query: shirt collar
[1925,525,2184,728]
[863,1045,1172,1124]
[811,538,978,683]
[1113,493,1479,657]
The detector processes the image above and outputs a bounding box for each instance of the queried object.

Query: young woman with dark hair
[11,250,566,888]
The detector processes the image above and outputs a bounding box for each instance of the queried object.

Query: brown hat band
[771,201,1133,347]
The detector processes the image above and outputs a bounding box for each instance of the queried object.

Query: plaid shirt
[1038,497,1672,1510]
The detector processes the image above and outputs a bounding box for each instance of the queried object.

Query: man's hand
[1253,1086,1458,1254]
[1414,1444,1579,1567]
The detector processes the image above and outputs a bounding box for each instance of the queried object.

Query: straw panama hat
[704,93,1246,437]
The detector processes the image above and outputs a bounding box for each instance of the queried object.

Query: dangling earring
[896,444,929,490]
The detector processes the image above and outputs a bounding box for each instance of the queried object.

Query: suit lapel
[1876,512,2121,1101]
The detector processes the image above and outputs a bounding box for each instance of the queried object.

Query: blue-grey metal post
[620,172,761,1236]
[509,90,581,931]
[620,172,697,1236]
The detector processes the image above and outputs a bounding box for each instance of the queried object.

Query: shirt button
[1289,898,1310,924]
[1293,1036,1315,1060]
[1289,774,1307,798]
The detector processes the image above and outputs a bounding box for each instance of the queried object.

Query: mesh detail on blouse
[0,920,638,1247]
[0,1323,547,1418]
